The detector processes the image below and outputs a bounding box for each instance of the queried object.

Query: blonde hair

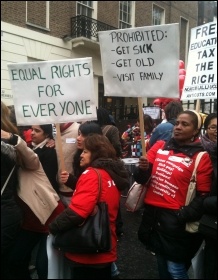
[1,101,19,134]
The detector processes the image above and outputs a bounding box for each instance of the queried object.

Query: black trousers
[71,265,111,279]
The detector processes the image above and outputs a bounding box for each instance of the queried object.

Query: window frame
[76,1,93,17]
[119,1,132,29]
[180,16,189,65]
[26,1,50,31]
[152,4,165,26]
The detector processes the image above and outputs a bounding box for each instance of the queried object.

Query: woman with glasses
[200,113,217,279]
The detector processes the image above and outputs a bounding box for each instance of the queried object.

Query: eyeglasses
[208,126,217,131]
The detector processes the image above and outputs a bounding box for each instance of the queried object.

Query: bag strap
[92,168,102,202]
[1,165,16,196]
[185,151,206,205]
[102,125,112,136]
[191,151,207,181]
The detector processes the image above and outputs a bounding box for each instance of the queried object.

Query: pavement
[116,196,159,279]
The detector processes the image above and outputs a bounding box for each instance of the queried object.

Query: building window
[76,1,94,38]
[180,17,189,64]
[26,1,49,30]
[198,1,217,25]
[77,1,93,17]
[152,5,165,25]
[119,1,132,29]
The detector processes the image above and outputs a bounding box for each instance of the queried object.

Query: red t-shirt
[144,140,213,210]
[65,167,120,264]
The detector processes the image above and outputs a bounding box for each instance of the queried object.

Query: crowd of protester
[1,100,217,279]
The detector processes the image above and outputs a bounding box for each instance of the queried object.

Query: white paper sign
[7,58,97,125]
[181,22,217,101]
[143,106,161,119]
[98,23,180,98]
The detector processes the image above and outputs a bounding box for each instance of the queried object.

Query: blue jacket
[149,120,175,148]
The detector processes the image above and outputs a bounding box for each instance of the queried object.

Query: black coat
[136,139,208,264]
[33,145,59,193]
[1,141,23,255]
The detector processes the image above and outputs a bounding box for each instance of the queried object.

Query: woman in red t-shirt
[49,134,129,279]
[134,110,213,279]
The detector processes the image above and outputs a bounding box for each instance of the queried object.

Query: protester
[59,121,122,278]
[60,121,103,190]
[148,100,183,149]
[49,134,129,279]
[134,110,213,279]
[1,102,23,279]
[3,123,65,279]
[121,119,140,143]
[131,114,154,157]
[95,108,124,242]
[27,124,60,277]
[31,125,59,192]
[55,122,80,207]
[200,113,217,279]
[97,107,125,260]
[121,119,139,158]
[95,107,122,158]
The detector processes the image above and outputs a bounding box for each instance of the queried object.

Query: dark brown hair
[164,101,183,121]
[83,134,116,162]
[204,113,217,130]
[1,101,19,134]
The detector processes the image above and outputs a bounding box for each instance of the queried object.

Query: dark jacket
[49,158,129,234]
[200,133,217,235]
[135,138,211,263]
[1,140,23,255]
[33,145,59,193]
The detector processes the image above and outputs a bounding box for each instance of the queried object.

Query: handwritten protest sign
[143,106,161,120]
[98,23,180,98]
[7,58,97,125]
[181,22,217,101]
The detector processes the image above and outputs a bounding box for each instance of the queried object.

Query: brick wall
[97,1,119,27]
[135,1,153,27]
[1,1,26,28]
[27,2,46,28]
[2,1,198,37]
[1,1,76,38]
[49,1,75,38]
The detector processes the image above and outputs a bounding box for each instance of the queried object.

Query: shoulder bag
[52,168,111,253]
[185,151,207,233]
[125,177,151,212]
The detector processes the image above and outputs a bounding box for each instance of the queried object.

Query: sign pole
[55,123,66,171]
[195,99,200,113]
[138,97,146,157]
